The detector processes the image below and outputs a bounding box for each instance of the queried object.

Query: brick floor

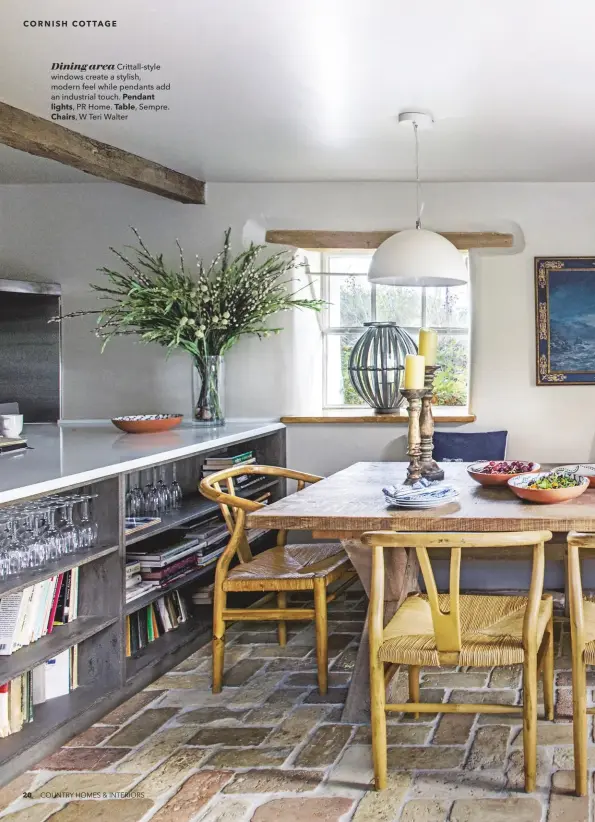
[0,603,589,821]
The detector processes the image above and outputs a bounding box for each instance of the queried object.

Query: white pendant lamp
[368,112,467,288]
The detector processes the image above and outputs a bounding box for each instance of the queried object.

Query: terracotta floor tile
[32,747,131,771]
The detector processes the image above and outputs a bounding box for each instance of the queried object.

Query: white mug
[1,415,23,439]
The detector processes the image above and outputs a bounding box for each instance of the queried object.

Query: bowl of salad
[467,460,540,487]
[507,470,589,504]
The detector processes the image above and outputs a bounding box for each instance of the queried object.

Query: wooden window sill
[280,410,476,424]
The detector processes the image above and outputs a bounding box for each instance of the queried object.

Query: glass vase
[192,355,225,425]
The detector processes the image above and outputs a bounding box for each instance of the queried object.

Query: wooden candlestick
[420,365,444,481]
[401,388,426,484]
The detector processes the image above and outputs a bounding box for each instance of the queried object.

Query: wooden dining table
[246,461,595,723]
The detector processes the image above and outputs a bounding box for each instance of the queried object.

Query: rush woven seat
[380,593,553,668]
[199,464,356,696]
[361,529,554,795]
[224,543,351,591]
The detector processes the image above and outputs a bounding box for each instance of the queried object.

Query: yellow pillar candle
[403,354,425,389]
[418,328,438,366]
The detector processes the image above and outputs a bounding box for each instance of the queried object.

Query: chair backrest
[566,532,595,653]
[199,464,323,565]
[361,530,552,657]
[432,430,508,462]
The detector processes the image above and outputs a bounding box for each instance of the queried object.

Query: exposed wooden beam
[265,229,513,250]
[0,102,205,204]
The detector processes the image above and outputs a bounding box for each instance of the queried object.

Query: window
[311,251,471,408]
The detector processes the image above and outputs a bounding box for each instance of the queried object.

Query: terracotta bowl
[507,472,589,504]
[111,414,183,434]
[467,461,540,487]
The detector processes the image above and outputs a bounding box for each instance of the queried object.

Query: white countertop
[0,421,285,504]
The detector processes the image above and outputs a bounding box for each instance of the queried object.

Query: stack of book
[201,451,259,488]
[0,569,80,736]
[182,515,231,566]
[125,559,154,602]
[125,533,206,603]
[125,590,189,657]
[191,582,214,605]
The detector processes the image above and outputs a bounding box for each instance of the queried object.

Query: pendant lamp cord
[414,122,423,230]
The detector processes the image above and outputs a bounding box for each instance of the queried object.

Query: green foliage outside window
[331,273,469,407]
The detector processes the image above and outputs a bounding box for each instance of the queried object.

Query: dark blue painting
[536,257,595,384]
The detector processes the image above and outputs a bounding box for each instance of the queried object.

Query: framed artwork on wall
[535,256,595,385]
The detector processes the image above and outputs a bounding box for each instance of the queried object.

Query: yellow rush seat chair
[360,530,554,793]
[199,465,356,695]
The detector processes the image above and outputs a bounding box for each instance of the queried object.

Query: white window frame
[319,250,471,410]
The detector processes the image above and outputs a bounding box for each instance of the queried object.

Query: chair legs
[370,657,387,789]
[522,655,538,793]
[313,578,328,695]
[571,637,588,796]
[408,665,420,720]
[212,586,226,694]
[543,614,555,722]
[277,592,287,647]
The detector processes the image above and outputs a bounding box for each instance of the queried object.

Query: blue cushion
[433,431,508,462]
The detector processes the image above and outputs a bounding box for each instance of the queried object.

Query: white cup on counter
[0,415,23,439]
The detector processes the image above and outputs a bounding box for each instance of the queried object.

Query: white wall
[1,180,595,473]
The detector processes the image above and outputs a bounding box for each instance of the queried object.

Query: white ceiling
[2,0,595,183]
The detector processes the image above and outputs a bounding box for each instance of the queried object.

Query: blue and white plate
[383,481,459,509]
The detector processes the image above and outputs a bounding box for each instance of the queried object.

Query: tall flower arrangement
[55,228,324,422]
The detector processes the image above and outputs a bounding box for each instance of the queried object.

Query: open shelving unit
[0,426,286,786]
[124,477,279,546]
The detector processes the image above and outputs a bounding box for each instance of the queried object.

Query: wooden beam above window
[265,229,513,250]
[0,102,205,204]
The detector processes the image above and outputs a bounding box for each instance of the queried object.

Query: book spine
[47,573,64,634]
[40,578,55,638]
[9,677,23,734]
[70,568,79,621]
[61,571,72,624]
[125,615,131,658]
[0,683,9,737]
[0,592,24,655]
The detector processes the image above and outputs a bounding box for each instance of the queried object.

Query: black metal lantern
[348,322,417,413]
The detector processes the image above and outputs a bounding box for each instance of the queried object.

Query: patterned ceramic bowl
[467,460,540,487]
[507,471,589,504]
[111,414,183,434]
[556,464,595,488]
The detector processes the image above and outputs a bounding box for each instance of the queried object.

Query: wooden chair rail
[385,703,523,715]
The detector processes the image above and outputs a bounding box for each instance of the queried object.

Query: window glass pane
[328,255,372,275]
[425,284,469,328]
[376,285,423,326]
[433,334,469,406]
[325,332,364,406]
[327,275,372,327]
